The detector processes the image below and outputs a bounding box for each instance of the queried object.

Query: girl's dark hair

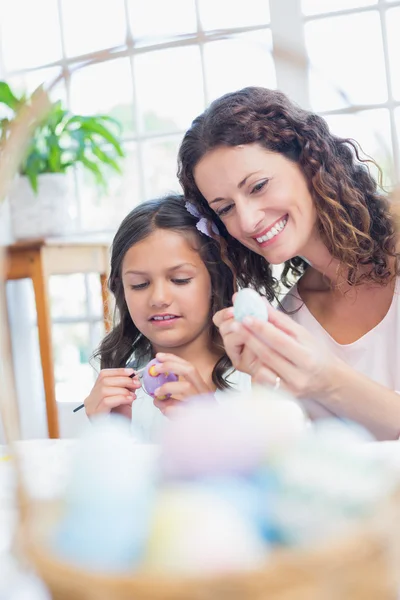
[178,86,399,294]
[93,194,234,390]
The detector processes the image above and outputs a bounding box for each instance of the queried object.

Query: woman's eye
[172,278,193,285]
[251,179,269,194]
[130,282,148,290]
[216,204,233,217]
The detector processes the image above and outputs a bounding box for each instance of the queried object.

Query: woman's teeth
[256,217,288,243]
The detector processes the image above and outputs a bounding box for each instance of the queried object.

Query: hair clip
[185,201,219,237]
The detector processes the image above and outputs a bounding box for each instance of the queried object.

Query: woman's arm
[319,358,400,441]
[214,306,400,440]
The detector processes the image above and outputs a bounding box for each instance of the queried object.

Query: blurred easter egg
[142,358,178,399]
[53,415,159,571]
[145,485,266,574]
[160,388,308,479]
[234,288,268,323]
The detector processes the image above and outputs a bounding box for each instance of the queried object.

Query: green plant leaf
[69,117,125,156]
[91,144,122,174]
[0,81,20,110]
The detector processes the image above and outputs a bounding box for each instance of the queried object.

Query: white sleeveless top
[281,278,400,392]
[131,369,252,442]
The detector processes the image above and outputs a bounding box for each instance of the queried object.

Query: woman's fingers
[213,306,234,328]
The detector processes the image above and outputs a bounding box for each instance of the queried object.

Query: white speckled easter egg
[145,485,267,574]
[234,288,268,322]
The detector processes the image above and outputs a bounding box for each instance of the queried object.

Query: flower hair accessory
[185,201,219,237]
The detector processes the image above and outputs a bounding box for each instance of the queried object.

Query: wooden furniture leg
[100,273,112,333]
[31,252,59,438]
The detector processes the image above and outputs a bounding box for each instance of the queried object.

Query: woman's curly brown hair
[177,86,399,297]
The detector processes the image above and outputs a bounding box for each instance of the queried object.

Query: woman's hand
[235,306,335,400]
[152,353,214,416]
[84,368,142,420]
[213,307,261,376]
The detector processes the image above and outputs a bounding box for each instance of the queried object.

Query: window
[2,0,399,418]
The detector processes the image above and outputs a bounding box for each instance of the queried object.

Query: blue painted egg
[234,288,268,322]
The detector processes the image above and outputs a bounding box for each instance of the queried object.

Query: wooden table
[4,237,112,438]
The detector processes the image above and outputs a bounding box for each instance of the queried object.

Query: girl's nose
[150,281,171,307]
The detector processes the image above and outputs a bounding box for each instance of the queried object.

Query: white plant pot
[9,174,74,240]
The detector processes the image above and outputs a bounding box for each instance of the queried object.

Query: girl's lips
[149,316,181,327]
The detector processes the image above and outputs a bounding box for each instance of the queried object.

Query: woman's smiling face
[194,143,318,264]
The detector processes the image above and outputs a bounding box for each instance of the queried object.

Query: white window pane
[324,109,394,187]
[135,47,204,134]
[69,58,135,134]
[305,12,387,111]
[128,0,197,41]
[50,274,87,319]
[395,108,400,177]
[6,67,67,105]
[53,323,96,402]
[61,0,127,57]
[0,0,62,71]
[302,0,377,16]
[199,0,270,31]
[386,8,400,101]
[142,136,182,199]
[87,274,104,319]
[78,143,141,232]
[205,30,276,103]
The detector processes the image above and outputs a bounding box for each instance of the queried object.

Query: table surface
[1,438,400,597]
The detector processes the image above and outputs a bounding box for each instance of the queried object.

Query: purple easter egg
[142,358,178,399]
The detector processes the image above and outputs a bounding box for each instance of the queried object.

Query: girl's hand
[237,306,335,400]
[152,353,214,416]
[84,368,142,420]
[213,307,261,376]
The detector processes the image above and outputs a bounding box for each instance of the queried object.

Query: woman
[178,86,400,440]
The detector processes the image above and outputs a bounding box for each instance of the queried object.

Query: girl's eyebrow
[123,262,197,276]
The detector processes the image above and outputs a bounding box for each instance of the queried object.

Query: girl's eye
[172,277,193,285]
[216,203,234,217]
[251,179,269,194]
[130,282,149,290]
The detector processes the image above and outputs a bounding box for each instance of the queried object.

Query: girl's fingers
[154,356,208,392]
[100,375,140,389]
[154,380,192,400]
[111,405,133,419]
[101,386,135,401]
[98,368,135,378]
[156,353,188,366]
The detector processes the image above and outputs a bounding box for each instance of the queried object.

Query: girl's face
[121,229,212,353]
[194,143,318,265]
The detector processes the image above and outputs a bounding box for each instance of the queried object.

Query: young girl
[84,194,250,441]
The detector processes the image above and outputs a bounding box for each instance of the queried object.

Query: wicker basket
[14,489,400,600]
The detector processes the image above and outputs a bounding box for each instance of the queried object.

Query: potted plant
[0,81,125,239]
